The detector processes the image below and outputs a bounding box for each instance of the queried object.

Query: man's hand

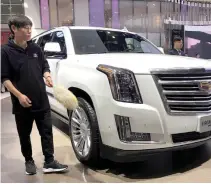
[18,94,32,108]
[3,80,31,108]
[3,80,32,108]
[44,72,53,88]
[45,76,53,87]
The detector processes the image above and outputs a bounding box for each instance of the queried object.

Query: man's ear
[11,25,17,33]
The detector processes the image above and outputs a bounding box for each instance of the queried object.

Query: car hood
[76,53,211,74]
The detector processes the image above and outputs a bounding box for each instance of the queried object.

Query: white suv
[33,26,211,166]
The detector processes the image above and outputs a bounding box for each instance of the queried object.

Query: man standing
[1,15,68,175]
[168,36,185,56]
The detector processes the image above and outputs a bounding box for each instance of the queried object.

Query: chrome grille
[151,68,211,115]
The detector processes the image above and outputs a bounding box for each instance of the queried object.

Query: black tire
[68,97,101,167]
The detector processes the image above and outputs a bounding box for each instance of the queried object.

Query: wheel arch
[68,87,95,110]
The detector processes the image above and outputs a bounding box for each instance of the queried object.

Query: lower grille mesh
[172,131,211,143]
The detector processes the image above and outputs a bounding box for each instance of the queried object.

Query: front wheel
[68,97,101,166]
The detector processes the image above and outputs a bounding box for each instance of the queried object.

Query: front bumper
[100,137,211,162]
[95,94,211,151]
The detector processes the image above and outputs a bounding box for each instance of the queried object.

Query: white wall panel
[74,0,89,26]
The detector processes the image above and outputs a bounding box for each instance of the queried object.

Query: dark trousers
[15,109,54,163]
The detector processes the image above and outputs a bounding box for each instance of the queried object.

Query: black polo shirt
[1,39,51,114]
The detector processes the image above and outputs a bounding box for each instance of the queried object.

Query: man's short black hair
[8,15,33,34]
[173,36,182,42]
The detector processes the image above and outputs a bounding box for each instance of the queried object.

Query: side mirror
[44,42,61,53]
[158,47,164,54]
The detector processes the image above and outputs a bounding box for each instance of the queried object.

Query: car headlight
[97,64,142,103]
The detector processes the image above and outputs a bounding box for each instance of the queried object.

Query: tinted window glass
[51,31,66,53]
[70,29,161,55]
[37,32,54,51]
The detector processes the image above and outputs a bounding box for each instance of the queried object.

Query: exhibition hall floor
[1,94,211,183]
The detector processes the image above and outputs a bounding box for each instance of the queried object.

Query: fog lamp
[115,115,151,142]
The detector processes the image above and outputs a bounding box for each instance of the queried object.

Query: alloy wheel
[70,107,91,157]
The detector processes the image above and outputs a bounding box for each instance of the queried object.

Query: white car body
[32,26,211,164]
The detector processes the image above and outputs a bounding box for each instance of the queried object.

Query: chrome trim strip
[167,96,211,100]
[167,100,211,106]
[158,76,211,80]
[158,79,211,84]
[163,90,211,95]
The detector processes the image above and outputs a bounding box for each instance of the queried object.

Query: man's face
[12,25,32,41]
[174,40,183,50]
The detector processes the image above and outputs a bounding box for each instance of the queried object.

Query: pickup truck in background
[32,26,211,166]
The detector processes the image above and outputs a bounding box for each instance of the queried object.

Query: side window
[140,41,159,53]
[37,32,54,51]
[51,31,66,53]
[125,37,160,53]
[125,38,141,51]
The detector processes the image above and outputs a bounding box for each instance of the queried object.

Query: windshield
[70,29,162,55]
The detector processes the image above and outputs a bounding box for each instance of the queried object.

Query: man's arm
[3,80,22,98]
[39,47,53,87]
[1,48,31,107]
[40,50,51,77]
[1,48,20,97]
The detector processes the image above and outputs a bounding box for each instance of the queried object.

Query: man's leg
[34,109,68,173]
[14,110,37,175]
[34,109,54,163]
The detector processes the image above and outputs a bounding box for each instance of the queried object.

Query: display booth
[163,22,211,59]
[184,25,211,59]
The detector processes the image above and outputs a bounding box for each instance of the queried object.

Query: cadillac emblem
[199,81,211,92]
